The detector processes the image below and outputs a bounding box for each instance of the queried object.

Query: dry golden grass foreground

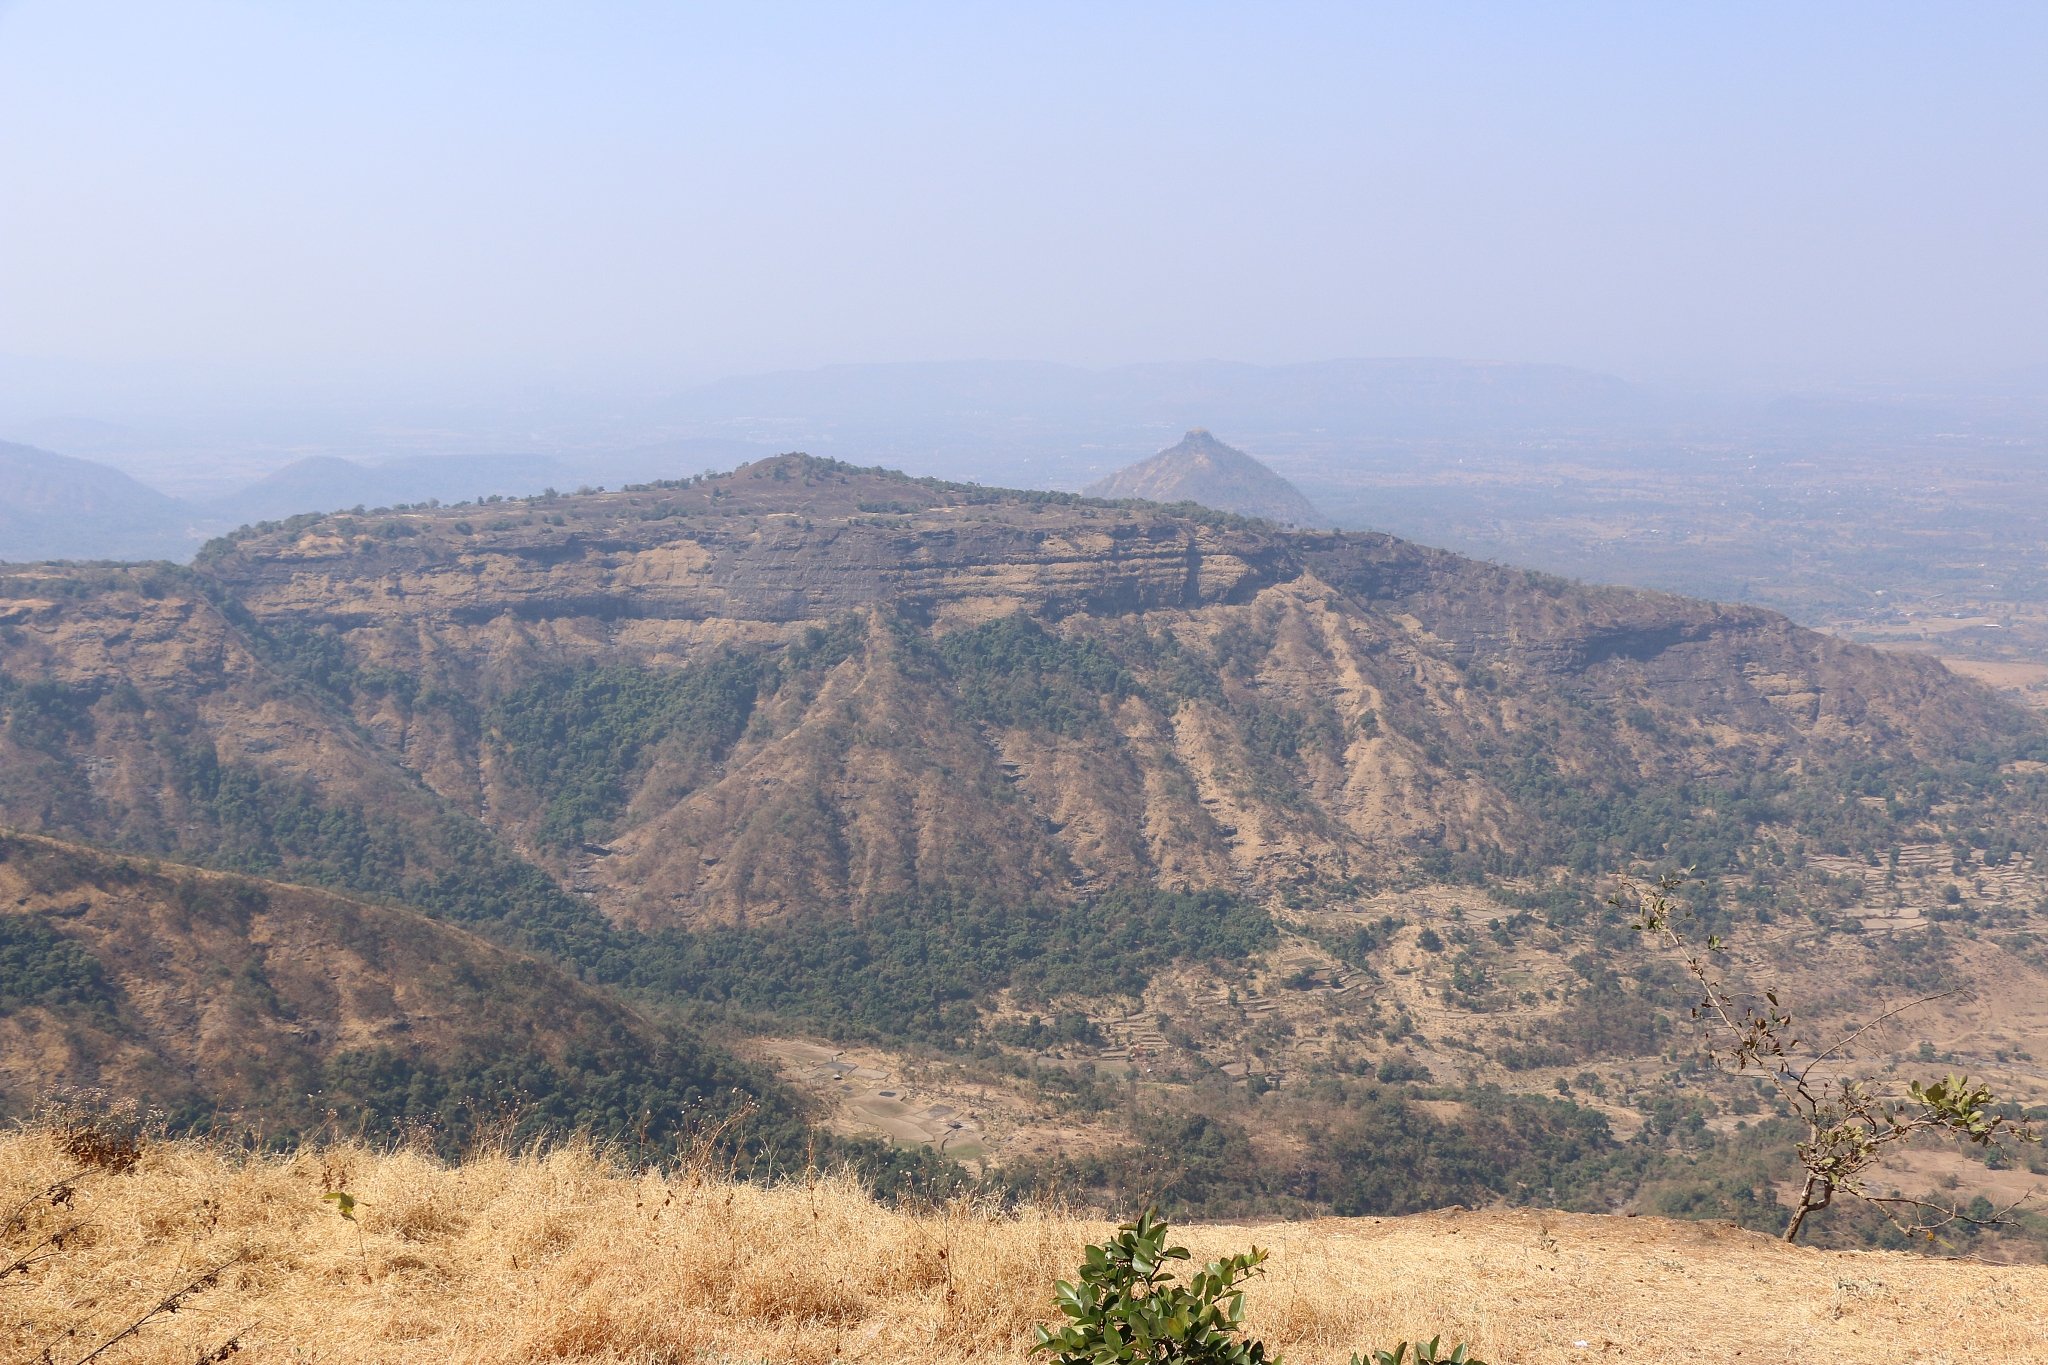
[8,1130,2048,1365]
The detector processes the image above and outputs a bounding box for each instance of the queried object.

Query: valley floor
[7,1129,2045,1365]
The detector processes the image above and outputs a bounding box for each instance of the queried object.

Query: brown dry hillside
[0,831,763,1141]
[5,454,2048,1233]
[6,1127,2046,1365]
[3,452,2030,929]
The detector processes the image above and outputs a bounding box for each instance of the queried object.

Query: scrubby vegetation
[0,911,112,1015]
[938,613,1139,737]
[5,1115,2044,1365]
[640,884,1273,1043]
[11,463,2048,1265]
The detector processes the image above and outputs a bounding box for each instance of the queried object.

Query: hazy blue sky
[2,1,2043,407]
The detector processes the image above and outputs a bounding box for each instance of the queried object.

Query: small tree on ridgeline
[1614,871,2040,1245]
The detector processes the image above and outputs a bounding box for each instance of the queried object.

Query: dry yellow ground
[6,1130,2046,1365]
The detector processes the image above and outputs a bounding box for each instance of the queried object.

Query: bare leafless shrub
[31,1088,159,1176]
[1618,871,2041,1244]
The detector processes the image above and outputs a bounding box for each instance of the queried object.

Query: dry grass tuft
[5,1128,2046,1364]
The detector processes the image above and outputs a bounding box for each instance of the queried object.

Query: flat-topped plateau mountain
[3,452,2045,1245]
[121,453,2041,927]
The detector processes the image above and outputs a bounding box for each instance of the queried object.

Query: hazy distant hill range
[649,357,1657,490]
[208,439,765,527]
[4,453,2046,1239]
[0,437,768,564]
[1083,428,1320,525]
[0,442,201,562]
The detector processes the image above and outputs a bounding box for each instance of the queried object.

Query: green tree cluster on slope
[489,652,761,849]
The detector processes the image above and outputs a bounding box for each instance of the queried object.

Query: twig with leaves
[1353,1337,1487,1365]
[322,1189,369,1278]
[1615,870,2040,1244]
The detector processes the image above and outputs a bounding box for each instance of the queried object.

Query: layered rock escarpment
[0,453,2031,935]
[200,455,1975,759]
[204,499,1290,633]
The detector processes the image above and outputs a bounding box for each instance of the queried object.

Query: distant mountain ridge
[1082,428,1320,524]
[0,441,199,562]
[210,440,768,528]
[651,356,1656,491]
[0,438,768,564]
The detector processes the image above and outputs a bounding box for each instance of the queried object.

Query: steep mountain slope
[0,562,513,896]
[0,442,197,563]
[164,455,2043,927]
[1083,428,1320,524]
[6,455,2038,935]
[0,831,765,1143]
[6,452,2048,1230]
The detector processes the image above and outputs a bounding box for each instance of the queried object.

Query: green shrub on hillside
[318,1038,776,1161]
[1324,1090,1614,1217]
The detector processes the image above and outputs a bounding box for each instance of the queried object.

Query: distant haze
[2,1,2045,437]
[6,356,2041,576]
[4,3,2045,590]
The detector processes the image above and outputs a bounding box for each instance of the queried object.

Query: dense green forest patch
[0,911,113,1015]
[489,654,761,849]
[636,884,1274,1044]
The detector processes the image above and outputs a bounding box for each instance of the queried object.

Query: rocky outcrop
[205,502,1290,634]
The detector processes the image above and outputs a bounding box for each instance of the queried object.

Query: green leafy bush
[994,1012,1106,1049]
[1376,1058,1432,1084]
[1033,1209,1275,1365]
